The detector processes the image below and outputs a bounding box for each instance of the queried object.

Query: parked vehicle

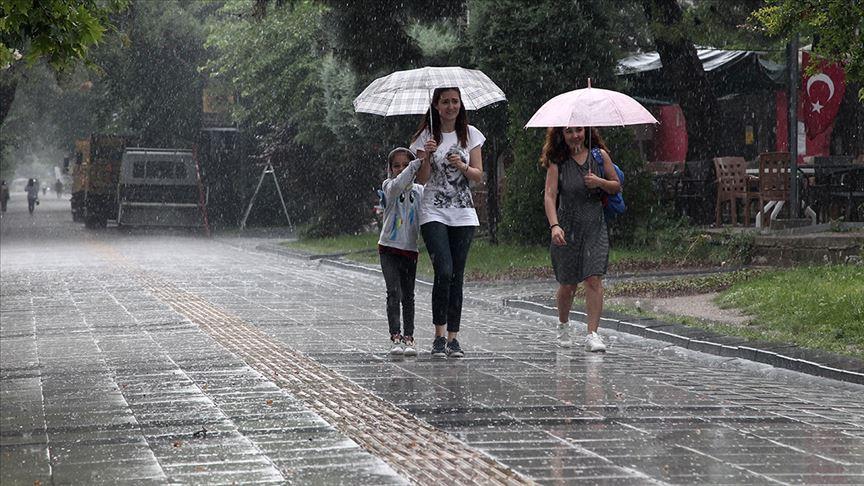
[70,135,128,227]
[117,148,208,228]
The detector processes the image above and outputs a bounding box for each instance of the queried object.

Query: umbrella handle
[428,88,433,136]
[587,126,592,172]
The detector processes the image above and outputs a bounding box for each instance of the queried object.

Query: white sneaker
[585,332,606,352]
[402,337,417,357]
[557,322,572,348]
[389,335,404,355]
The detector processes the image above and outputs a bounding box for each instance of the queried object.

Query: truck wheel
[84,214,106,229]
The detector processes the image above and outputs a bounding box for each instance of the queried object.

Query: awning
[617,47,786,104]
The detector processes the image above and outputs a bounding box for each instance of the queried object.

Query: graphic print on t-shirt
[430,143,473,209]
[388,188,420,241]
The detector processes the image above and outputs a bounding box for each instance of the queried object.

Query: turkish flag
[800,52,846,139]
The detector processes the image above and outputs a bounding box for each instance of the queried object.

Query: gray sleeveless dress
[550,157,609,284]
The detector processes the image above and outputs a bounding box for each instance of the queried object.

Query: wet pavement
[2,195,863,485]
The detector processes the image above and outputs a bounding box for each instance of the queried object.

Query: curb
[255,243,864,386]
[504,299,864,386]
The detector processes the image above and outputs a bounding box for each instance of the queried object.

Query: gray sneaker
[431,336,447,358]
[557,322,572,348]
[446,339,464,358]
[402,336,417,357]
[585,332,606,352]
[390,334,404,355]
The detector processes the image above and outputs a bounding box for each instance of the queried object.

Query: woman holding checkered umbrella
[355,67,505,359]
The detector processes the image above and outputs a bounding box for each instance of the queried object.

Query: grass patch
[716,265,864,359]
[604,301,773,342]
[282,231,696,281]
[608,269,764,297]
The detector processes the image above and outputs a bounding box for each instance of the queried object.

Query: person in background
[54,179,64,198]
[25,178,40,215]
[410,87,485,359]
[378,147,425,357]
[541,126,620,352]
[0,180,9,215]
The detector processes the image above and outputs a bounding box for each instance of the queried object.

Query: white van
[117,148,208,227]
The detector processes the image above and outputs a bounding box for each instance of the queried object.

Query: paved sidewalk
[301,249,863,384]
[2,198,864,484]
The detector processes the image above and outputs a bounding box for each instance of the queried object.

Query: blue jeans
[420,222,475,333]
[379,250,416,337]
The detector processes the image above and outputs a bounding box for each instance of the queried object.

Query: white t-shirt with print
[410,125,486,227]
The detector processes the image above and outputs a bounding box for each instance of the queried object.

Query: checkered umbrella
[353,66,506,116]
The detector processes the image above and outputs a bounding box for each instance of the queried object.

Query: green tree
[206,0,381,233]
[684,0,771,50]
[0,62,96,179]
[207,0,480,233]
[0,0,128,125]
[87,0,210,147]
[752,0,864,101]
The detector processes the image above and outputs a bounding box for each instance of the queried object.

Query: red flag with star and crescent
[799,52,846,139]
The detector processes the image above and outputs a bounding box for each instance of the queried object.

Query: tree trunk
[642,0,733,160]
[832,82,864,157]
[0,68,18,128]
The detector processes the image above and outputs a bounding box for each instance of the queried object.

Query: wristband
[550,223,561,231]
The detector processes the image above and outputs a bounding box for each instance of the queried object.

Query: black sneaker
[446,339,464,358]
[431,336,447,358]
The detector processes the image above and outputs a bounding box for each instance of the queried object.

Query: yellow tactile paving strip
[92,242,533,485]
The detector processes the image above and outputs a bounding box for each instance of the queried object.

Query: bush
[498,125,547,244]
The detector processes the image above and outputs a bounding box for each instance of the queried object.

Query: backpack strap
[591,147,605,178]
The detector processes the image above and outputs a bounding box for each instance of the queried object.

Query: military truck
[70,135,128,228]
[116,148,208,228]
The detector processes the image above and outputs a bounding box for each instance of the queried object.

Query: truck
[70,135,128,227]
[69,135,208,229]
[116,147,208,228]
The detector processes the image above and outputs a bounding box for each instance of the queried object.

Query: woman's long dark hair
[539,127,609,168]
[410,87,469,148]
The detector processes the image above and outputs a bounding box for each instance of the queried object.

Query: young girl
[410,87,485,358]
[378,147,425,356]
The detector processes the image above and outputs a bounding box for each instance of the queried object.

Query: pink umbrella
[524,80,658,128]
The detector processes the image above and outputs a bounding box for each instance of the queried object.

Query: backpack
[591,147,625,222]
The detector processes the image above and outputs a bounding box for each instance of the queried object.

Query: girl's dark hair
[410,87,468,148]
[539,127,609,168]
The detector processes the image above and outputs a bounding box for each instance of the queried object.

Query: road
[2,193,863,485]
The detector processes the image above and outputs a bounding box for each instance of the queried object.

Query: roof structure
[617,48,786,104]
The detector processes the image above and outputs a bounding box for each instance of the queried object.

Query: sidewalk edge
[504,298,864,386]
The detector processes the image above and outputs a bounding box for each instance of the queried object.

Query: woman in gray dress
[541,127,620,352]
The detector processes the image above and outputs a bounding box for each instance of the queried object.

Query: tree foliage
[205,0,326,144]
[1,0,210,180]
[752,0,864,101]
[683,0,772,50]
[0,0,128,133]
[88,0,210,147]
[206,0,384,234]
[0,0,128,69]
